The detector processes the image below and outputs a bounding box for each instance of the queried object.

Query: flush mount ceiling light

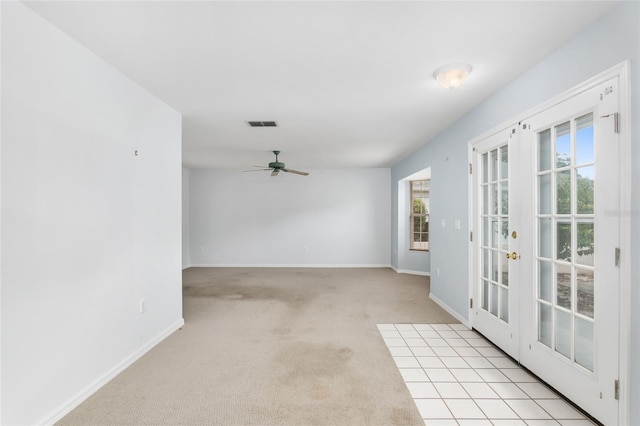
[433,64,472,90]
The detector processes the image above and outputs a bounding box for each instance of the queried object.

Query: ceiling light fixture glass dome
[433,64,472,90]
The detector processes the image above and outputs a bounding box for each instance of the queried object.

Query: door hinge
[470,231,473,242]
[615,247,621,267]
[470,298,473,309]
[601,112,620,133]
[614,379,620,400]
[469,163,473,174]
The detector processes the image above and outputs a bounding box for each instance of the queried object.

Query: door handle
[506,252,520,260]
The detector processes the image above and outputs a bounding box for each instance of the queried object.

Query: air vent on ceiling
[247,121,278,127]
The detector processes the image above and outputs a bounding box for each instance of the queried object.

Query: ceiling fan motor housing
[269,161,285,169]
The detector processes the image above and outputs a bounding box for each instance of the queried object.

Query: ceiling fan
[246,150,309,177]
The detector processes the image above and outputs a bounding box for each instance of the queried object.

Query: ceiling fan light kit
[433,63,472,90]
[245,150,309,177]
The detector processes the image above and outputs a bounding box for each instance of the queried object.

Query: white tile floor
[378,324,596,426]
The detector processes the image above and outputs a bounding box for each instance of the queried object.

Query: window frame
[410,179,430,251]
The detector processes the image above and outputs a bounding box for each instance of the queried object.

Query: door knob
[506,252,520,260]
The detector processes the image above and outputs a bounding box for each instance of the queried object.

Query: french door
[470,127,519,359]
[471,77,621,425]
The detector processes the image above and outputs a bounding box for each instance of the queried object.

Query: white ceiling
[25,1,618,170]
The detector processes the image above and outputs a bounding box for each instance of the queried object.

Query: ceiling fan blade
[271,169,279,177]
[282,168,309,176]
[243,168,271,172]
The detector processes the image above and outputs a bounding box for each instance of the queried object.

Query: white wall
[1,3,183,425]
[182,167,191,269]
[391,2,640,423]
[189,168,390,267]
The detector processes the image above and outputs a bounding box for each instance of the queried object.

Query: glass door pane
[535,113,595,372]
[480,145,510,323]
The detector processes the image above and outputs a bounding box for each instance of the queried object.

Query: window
[410,180,430,250]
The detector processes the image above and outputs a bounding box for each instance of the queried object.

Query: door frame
[467,61,631,424]
[468,127,520,359]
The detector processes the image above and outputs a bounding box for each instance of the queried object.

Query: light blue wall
[182,167,191,269]
[390,3,640,423]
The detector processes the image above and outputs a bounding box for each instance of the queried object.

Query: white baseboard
[188,263,392,268]
[389,264,430,276]
[397,269,430,276]
[429,293,470,328]
[42,318,185,426]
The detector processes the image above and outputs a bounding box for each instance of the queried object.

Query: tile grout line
[410,324,497,423]
[379,323,594,426]
[397,323,458,422]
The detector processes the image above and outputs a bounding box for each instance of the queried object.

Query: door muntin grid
[480,145,509,322]
[535,112,595,372]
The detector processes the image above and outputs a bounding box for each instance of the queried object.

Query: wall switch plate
[441,219,446,228]
[139,298,146,314]
[455,219,461,230]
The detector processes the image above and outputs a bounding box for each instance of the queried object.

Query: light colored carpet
[58,267,458,425]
